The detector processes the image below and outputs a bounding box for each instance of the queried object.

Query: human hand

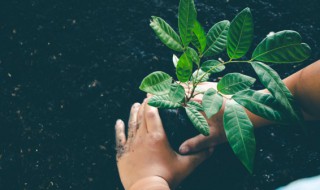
[115,100,213,190]
[179,82,228,154]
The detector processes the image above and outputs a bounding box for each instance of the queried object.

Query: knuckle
[129,120,138,127]
[146,109,157,119]
[149,132,165,143]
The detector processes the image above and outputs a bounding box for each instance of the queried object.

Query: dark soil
[0,0,319,189]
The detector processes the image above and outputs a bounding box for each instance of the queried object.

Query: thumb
[180,147,215,172]
[179,134,215,154]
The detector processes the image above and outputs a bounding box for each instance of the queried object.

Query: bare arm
[284,60,320,120]
[179,60,320,154]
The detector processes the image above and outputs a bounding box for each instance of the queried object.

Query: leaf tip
[243,7,251,12]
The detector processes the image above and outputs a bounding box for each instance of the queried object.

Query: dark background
[0,0,319,189]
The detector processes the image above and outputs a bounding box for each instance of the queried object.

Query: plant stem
[187,59,252,101]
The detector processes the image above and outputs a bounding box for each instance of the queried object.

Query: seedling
[139,0,311,173]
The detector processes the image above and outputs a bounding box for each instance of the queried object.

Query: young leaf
[251,30,311,63]
[223,100,256,173]
[202,88,223,118]
[227,8,254,59]
[169,84,185,103]
[201,60,225,73]
[191,20,207,53]
[187,101,204,111]
[251,62,301,121]
[148,95,182,109]
[217,73,256,95]
[186,47,200,66]
[150,16,184,52]
[176,53,193,82]
[172,54,179,68]
[185,107,210,136]
[203,20,230,57]
[191,69,210,82]
[233,89,289,122]
[139,71,172,95]
[178,0,197,47]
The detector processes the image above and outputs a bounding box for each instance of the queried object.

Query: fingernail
[116,119,122,125]
[179,146,189,154]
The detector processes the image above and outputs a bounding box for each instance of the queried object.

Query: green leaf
[217,73,256,95]
[223,100,256,173]
[148,95,182,109]
[139,71,172,95]
[186,47,200,66]
[251,30,311,63]
[227,8,254,59]
[191,69,210,82]
[233,89,289,122]
[172,54,179,68]
[185,107,209,136]
[187,101,204,111]
[251,62,301,121]
[178,0,197,47]
[202,88,223,118]
[191,20,207,53]
[191,33,201,51]
[150,16,184,52]
[169,84,185,103]
[176,53,193,82]
[203,20,230,57]
[201,60,225,73]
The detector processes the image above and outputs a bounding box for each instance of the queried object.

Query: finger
[180,147,214,172]
[115,119,126,158]
[146,93,153,98]
[179,134,215,154]
[136,99,148,134]
[144,102,165,134]
[128,103,141,138]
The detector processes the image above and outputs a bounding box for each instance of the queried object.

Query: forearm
[129,176,170,190]
[284,60,320,120]
[246,60,320,128]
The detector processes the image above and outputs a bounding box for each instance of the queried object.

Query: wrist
[129,176,170,190]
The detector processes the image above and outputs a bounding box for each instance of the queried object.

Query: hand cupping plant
[139,0,311,173]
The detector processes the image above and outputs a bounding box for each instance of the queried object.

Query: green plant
[139,0,311,173]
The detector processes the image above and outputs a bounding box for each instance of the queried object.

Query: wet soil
[0,0,319,189]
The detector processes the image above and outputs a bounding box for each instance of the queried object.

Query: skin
[116,60,320,189]
[179,60,320,154]
[115,100,213,190]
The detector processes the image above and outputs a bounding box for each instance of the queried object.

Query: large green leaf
[191,20,207,53]
[178,0,197,47]
[148,95,182,109]
[186,47,200,66]
[251,62,301,121]
[139,71,172,95]
[202,88,223,118]
[191,69,210,82]
[187,101,204,111]
[176,53,193,82]
[251,30,311,63]
[203,20,230,57]
[223,100,256,173]
[169,83,185,103]
[233,89,289,122]
[185,107,210,136]
[201,60,225,73]
[227,8,253,59]
[150,16,184,52]
[217,73,256,95]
